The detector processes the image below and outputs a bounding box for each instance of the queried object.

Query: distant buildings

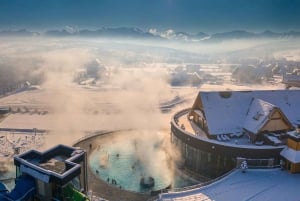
[73,58,109,85]
[169,64,221,86]
[231,65,273,83]
[282,74,300,89]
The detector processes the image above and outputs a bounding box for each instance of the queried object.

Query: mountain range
[0,27,300,42]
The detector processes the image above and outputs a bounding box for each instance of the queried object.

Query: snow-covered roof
[287,130,300,140]
[198,90,300,135]
[243,98,275,134]
[265,135,282,145]
[14,144,85,184]
[280,147,300,163]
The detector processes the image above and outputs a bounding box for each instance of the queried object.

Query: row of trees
[0,58,45,95]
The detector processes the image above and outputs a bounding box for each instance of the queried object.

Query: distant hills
[45,27,157,39]
[209,30,300,41]
[0,29,40,37]
[0,27,300,42]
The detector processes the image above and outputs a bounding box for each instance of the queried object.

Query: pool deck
[158,168,300,201]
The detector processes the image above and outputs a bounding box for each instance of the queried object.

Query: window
[37,179,46,196]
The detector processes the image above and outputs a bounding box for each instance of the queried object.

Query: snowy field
[0,81,285,156]
[0,84,198,152]
[0,131,45,157]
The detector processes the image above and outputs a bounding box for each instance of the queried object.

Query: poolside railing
[147,168,236,201]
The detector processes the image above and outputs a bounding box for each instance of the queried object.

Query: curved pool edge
[73,130,160,201]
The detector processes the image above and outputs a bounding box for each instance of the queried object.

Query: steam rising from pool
[89,130,197,193]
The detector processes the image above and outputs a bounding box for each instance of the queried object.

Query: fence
[147,168,236,201]
[236,157,280,169]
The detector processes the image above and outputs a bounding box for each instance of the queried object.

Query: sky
[0,0,300,33]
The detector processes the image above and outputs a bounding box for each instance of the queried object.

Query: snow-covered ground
[0,82,290,200]
[0,131,45,157]
[158,168,300,201]
[0,130,46,191]
[0,82,285,155]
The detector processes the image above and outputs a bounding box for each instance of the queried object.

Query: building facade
[171,90,300,178]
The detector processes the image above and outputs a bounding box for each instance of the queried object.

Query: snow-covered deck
[177,112,283,148]
[158,168,300,201]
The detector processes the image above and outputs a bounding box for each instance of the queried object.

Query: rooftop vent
[219,91,232,98]
[253,112,263,121]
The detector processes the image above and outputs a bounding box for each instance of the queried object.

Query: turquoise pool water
[89,133,198,193]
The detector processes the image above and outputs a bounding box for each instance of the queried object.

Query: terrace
[175,109,286,148]
[14,144,85,184]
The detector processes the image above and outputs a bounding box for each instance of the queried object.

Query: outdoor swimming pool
[89,131,199,194]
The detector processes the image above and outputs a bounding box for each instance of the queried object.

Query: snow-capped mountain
[0,29,40,37]
[0,27,300,42]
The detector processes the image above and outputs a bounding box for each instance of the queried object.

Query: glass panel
[37,179,45,196]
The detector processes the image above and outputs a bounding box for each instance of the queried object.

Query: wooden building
[281,131,300,173]
[189,90,299,144]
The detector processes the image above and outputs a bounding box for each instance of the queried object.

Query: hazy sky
[0,0,300,33]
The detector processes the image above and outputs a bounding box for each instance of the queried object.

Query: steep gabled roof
[199,91,250,135]
[197,90,300,135]
[243,98,276,134]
